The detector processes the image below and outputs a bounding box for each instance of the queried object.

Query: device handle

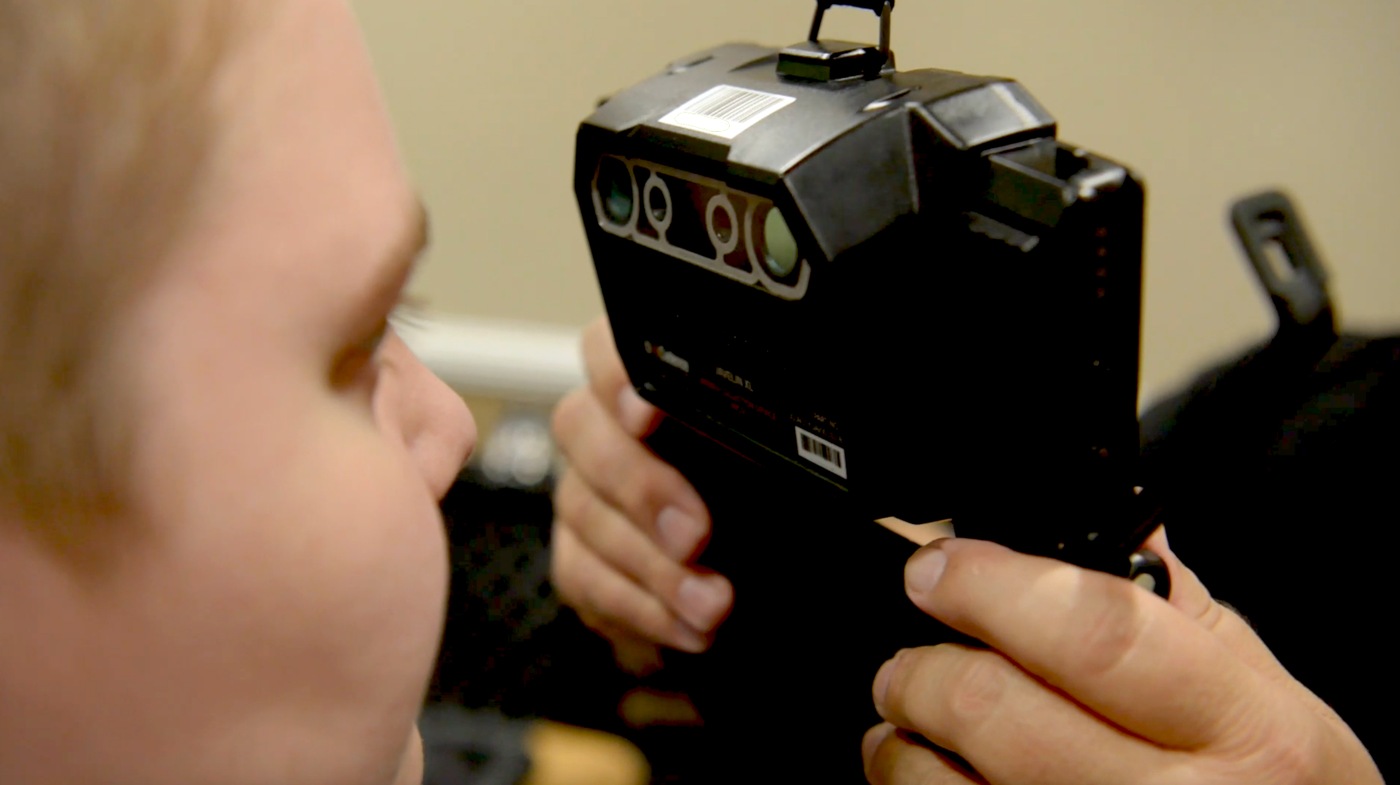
[808,0,894,56]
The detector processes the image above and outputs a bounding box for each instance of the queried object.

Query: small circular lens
[648,184,668,222]
[596,158,634,226]
[712,204,734,244]
[763,208,799,278]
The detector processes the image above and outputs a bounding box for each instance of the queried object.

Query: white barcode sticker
[796,426,847,479]
[659,85,796,140]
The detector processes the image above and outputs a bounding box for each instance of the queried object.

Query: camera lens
[647,178,669,224]
[706,195,738,255]
[762,207,799,278]
[596,157,634,226]
[711,202,734,244]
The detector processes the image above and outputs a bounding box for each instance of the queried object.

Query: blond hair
[0,1,237,525]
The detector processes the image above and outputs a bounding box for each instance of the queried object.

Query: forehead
[182,0,416,299]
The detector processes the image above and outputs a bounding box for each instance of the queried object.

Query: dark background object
[1140,333,1399,780]
[429,443,717,784]
[1140,192,1394,778]
[1140,190,1394,778]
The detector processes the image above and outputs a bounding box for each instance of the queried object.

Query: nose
[381,332,476,499]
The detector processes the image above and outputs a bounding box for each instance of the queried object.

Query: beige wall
[353,0,1400,405]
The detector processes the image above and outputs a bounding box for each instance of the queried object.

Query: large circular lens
[596,158,634,226]
[763,207,799,278]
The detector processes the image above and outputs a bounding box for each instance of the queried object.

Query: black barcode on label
[796,427,847,479]
[659,85,796,140]
[688,88,783,124]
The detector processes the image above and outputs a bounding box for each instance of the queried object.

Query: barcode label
[659,85,796,140]
[796,426,847,479]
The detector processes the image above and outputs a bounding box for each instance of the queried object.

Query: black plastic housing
[574,41,1148,572]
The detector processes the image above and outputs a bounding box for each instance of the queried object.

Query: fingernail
[862,723,894,771]
[670,620,707,654]
[617,386,656,435]
[905,545,948,595]
[657,507,704,560]
[676,574,732,632]
[872,654,898,714]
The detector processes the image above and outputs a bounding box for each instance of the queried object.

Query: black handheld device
[574,1,1163,583]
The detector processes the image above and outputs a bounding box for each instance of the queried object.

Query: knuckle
[863,735,898,784]
[1193,595,1228,630]
[941,648,1012,728]
[1068,579,1151,679]
[1201,597,1253,639]
[637,547,680,592]
[550,472,593,530]
[617,473,666,528]
[1202,716,1323,785]
[575,563,622,615]
[555,478,631,562]
[583,576,669,642]
[865,722,962,785]
[589,512,651,582]
[585,422,632,479]
[548,535,584,601]
[590,444,668,527]
[582,324,625,390]
[549,388,587,443]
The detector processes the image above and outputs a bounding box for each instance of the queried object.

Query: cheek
[158,412,452,704]
[62,393,452,783]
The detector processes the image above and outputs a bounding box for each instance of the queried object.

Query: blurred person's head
[0,2,476,783]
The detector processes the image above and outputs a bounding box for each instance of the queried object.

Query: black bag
[1139,191,1397,778]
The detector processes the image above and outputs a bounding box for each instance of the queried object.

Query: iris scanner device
[575,1,1168,590]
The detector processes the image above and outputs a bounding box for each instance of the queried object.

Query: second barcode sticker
[795,426,847,479]
[658,85,796,140]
